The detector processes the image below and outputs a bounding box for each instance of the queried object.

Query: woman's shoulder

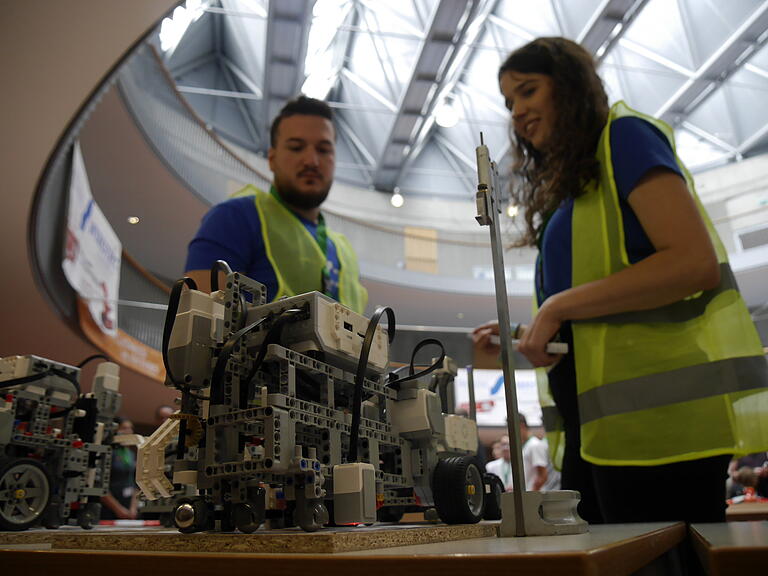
[610,116,670,149]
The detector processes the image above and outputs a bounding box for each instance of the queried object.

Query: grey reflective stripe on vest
[542,406,562,432]
[586,263,737,325]
[578,354,768,425]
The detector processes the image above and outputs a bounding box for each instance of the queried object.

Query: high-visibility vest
[237,185,368,314]
[541,102,768,467]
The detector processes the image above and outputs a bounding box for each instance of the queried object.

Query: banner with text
[62,142,121,336]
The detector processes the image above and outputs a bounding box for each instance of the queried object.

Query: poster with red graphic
[454,368,542,427]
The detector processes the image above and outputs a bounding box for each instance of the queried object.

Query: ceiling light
[506,204,519,218]
[127,216,140,224]
[435,100,459,128]
[391,188,404,208]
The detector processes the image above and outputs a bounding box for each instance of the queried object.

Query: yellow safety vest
[541,102,768,467]
[235,185,368,314]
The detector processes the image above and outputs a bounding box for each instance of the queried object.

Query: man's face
[117,420,134,435]
[268,114,336,210]
[500,435,511,461]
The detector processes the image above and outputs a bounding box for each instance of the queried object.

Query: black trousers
[548,323,730,525]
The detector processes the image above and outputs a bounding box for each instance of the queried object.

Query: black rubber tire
[232,502,264,533]
[77,501,101,529]
[42,494,63,529]
[482,473,504,520]
[432,455,485,524]
[295,500,329,532]
[377,505,405,523]
[173,496,210,534]
[0,458,51,531]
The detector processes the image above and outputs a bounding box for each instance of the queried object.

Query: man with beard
[185,96,367,313]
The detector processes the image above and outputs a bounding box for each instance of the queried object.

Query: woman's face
[499,70,557,152]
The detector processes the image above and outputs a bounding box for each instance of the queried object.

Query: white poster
[454,368,542,427]
[62,143,121,336]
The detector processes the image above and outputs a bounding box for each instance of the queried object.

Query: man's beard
[275,176,331,210]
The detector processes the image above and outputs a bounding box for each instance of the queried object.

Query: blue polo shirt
[536,117,683,305]
[185,196,340,302]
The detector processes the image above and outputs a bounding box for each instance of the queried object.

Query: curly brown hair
[499,38,609,247]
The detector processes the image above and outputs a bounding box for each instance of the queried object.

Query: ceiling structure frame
[371,0,506,192]
[339,68,398,112]
[156,0,768,200]
[357,2,403,106]
[681,121,739,154]
[167,52,217,79]
[577,0,650,59]
[314,1,358,103]
[406,0,501,178]
[334,113,377,184]
[370,0,481,191]
[655,1,768,125]
[262,0,315,134]
[221,61,262,147]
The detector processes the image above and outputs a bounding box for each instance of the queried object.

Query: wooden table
[690,522,768,575]
[0,522,686,576]
[726,500,768,522]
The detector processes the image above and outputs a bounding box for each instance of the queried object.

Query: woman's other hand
[472,320,501,355]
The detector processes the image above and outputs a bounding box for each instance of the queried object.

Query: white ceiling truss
[158,0,768,200]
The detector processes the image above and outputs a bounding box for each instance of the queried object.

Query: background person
[485,435,513,492]
[520,414,560,491]
[101,418,138,520]
[185,96,367,313]
[474,37,768,525]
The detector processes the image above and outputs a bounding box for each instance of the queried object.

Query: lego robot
[0,355,121,530]
[138,267,501,532]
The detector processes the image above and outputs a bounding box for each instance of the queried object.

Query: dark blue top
[536,117,683,305]
[185,195,340,301]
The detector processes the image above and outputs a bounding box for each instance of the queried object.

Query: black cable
[210,260,233,292]
[242,307,306,386]
[161,277,198,390]
[209,315,269,406]
[0,366,81,397]
[76,354,110,368]
[393,338,446,386]
[2,366,81,420]
[347,306,395,463]
[209,307,304,407]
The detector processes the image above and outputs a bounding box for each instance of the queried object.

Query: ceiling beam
[372,0,487,191]
[657,1,768,125]
[576,0,649,58]
[262,0,315,146]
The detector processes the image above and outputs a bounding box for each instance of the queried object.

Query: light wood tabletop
[0,521,686,576]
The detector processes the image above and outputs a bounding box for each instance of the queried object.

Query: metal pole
[475,134,526,536]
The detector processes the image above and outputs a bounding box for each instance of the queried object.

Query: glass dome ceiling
[156,0,768,202]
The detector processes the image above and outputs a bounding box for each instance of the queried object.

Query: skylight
[159,0,207,53]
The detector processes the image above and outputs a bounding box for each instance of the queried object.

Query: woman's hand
[472,320,501,355]
[517,298,563,367]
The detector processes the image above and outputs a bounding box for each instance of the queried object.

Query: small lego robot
[0,355,121,530]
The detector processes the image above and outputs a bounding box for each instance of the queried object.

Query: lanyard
[270,185,333,297]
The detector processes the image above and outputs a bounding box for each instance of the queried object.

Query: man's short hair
[270,95,335,147]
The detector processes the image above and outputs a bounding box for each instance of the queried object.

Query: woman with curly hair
[473,37,768,525]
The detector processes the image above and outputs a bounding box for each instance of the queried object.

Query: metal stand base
[499,490,588,537]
